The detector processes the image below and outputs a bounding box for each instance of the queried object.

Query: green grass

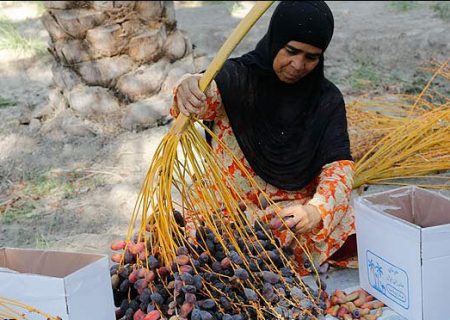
[0,95,16,108]
[389,1,419,11]
[431,2,450,21]
[25,172,106,199]
[0,15,46,54]
[403,71,430,94]
[25,175,76,199]
[405,71,449,105]
[346,62,383,91]
[35,233,51,249]
[25,176,59,197]
[1,202,36,224]
[1,171,106,224]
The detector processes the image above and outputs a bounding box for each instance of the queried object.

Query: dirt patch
[0,1,448,257]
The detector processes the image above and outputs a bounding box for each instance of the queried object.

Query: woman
[171,1,357,275]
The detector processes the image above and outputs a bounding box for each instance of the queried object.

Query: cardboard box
[354,186,450,320]
[0,248,115,320]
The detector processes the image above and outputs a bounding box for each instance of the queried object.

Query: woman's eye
[306,55,319,61]
[285,47,296,55]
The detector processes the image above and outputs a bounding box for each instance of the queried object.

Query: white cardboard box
[354,186,450,320]
[0,248,115,320]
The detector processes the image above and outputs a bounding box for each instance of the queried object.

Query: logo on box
[366,250,409,309]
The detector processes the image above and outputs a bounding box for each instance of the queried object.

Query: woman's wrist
[304,204,322,229]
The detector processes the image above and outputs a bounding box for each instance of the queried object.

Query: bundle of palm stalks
[350,59,449,189]
[110,2,327,320]
[0,296,62,320]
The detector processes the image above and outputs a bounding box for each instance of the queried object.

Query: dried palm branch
[353,59,450,189]
[0,296,61,320]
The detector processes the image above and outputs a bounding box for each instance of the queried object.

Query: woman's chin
[280,75,300,84]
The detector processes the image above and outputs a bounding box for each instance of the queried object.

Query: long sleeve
[169,74,224,121]
[307,160,354,240]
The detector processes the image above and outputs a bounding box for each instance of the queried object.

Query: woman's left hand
[274,204,322,234]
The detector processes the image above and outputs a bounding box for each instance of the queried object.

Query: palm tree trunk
[41,1,193,135]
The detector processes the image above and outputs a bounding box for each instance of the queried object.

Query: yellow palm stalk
[0,296,61,320]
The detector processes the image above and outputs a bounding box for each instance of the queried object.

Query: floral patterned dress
[171,78,357,275]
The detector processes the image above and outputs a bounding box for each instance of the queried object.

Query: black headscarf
[206,1,352,191]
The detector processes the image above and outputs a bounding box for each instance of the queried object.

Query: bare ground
[0,1,449,261]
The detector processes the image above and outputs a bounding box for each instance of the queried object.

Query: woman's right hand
[175,75,207,116]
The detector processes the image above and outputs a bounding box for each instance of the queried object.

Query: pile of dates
[110,220,329,320]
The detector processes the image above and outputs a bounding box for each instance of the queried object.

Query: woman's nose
[290,56,305,71]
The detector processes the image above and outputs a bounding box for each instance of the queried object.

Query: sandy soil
[0,1,448,258]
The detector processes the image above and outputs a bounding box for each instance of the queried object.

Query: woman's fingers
[283,214,301,229]
[185,93,202,109]
[277,207,295,218]
[177,93,197,116]
[182,77,205,108]
[184,99,200,115]
[278,207,300,229]
[188,77,206,102]
[177,88,199,116]
[283,231,296,247]
[271,205,310,232]
[294,220,309,234]
[269,207,293,229]
[264,205,276,216]
[176,93,189,116]
[176,76,206,116]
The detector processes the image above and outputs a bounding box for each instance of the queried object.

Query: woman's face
[273,41,322,84]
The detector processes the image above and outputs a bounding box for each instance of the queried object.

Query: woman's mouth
[284,72,301,81]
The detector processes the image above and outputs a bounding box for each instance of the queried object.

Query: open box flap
[0,248,104,278]
[360,186,450,228]
[65,256,115,319]
[412,188,450,228]
[359,186,415,224]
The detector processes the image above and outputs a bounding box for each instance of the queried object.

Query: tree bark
[41,1,193,135]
